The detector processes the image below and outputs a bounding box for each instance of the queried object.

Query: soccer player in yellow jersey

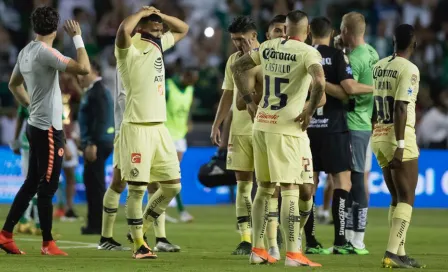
[232,10,325,267]
[114,6,188,259]
[372,24,425,269]
[211,16,262,256]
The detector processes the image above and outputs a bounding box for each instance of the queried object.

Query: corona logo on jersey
[373,66,398,79]
[262,48,297,61]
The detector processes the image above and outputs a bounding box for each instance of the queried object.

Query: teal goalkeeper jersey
[347,43,379,131]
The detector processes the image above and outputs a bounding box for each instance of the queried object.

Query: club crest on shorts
[58,148,64,157]
[130,168,139,177]
[131,153,141,163]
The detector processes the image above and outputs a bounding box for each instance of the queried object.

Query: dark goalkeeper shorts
[309,131,352,174]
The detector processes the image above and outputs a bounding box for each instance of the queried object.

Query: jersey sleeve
[161,31,175,52]
[396,65,419,102]
[249,48,262,66]
[114,44,137,61]
[221,56,234,90]
[39,46,70,72]
[335,50,353,82]
[304,48,322,70]
[349,55,361,81]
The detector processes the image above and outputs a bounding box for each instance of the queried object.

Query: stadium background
[0,0,447,208]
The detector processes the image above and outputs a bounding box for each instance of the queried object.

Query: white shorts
[365,138,372,172]
[62,139,79,168]
[173,138,187,153]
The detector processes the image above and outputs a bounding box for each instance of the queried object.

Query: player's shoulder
[227,51,241,63]
[316,45,343,58]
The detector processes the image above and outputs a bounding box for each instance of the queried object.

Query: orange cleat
[53,208,65,219]
[250,247,278,265]
[41,241,68,256]
[285,252,322,267]
[0,231,25,254]
[133,245,157,259]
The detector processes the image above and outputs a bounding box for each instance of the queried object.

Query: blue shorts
[350,130,371,173]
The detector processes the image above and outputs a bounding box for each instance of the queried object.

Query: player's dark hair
[268,15,286,29]
[31,6,60,36]
[90,60,101,76]
[72,7,84,18]
[227,16,257,33]
[310,17,332,38]
[286,10,308,24]
[140,14,163,24]
[394,24,415,52]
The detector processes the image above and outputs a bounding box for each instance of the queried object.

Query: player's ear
[252,31,257,40]
[307,25,310,35]
[265,32,269,40]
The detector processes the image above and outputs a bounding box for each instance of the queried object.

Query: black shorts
[309,131,352,174]
[26,124,65,194]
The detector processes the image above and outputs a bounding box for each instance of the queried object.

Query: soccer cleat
[400,255,426,268]
[285,252,322,267]
[231,241,252,255]
[133,245,157,259]
[382,251,412,269]
[98,237,131,251]
[305,243,331,255]
[53,208,65,219]
[179,211,194,223]
[268,246,281,261]
[165,214,179,223]
[16,223,33,234]
[0,232,24,254]
[41,241,68,256]
[333,243,354,255]
[249,248,277,264]
[351,246,370,255]
[153,241,181,252]
[61,209,79,222]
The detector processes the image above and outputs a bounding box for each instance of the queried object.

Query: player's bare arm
[211,90,233,145]
[115,6,159,49]
[63,20,91,75]
[296,63,325,130]
[389,100,408,169]
[231,54,259,120]
[303,83,326,111]
[158,13,189,43]
[236,67,262,110]
[8,70,29,107]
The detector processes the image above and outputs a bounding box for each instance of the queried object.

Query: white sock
[352,232,365,249]
[345,230,355,242]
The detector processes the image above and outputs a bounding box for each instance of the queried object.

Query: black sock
[351,172,368,233]
[156,237,169,244]
[305,196,318,246]
[332,189,348,246]
[345,192,353,232]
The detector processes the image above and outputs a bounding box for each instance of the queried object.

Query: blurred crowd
[0,0,447,148]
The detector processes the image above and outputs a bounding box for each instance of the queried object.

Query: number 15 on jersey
[262,75,289,110]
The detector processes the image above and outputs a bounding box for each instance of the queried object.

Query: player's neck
[349,37,365,50]
[35,35,54,47]
[395,51,411,60]
[312,37,330,46]
[251,41,260,49]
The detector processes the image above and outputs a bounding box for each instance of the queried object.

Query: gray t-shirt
[113,70,126,133]
[13,41,69,131]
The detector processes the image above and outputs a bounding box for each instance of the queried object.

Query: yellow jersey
[222,52,256,136]
[372,55,420,142]
[115,32,175,123]
[250,37,322,137]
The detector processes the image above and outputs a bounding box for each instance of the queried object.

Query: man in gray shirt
[0,6,90,256]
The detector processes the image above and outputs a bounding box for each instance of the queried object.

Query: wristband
[73,35,85,49]
[242,93,253,104]
[397,140,405,149]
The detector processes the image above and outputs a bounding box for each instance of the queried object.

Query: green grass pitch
[0,205,447,271]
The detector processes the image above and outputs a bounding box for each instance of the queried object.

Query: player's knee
[235,171,252,182]
[256,186,275,198]
[272,186,280,198]
[147,182,160,194]
[110,168,126,193]
[127,185,146,198]
[160,183,182,198]
[237,181,253,194]
[299,184,313,201]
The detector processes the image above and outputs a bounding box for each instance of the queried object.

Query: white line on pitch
[16,238,98,249]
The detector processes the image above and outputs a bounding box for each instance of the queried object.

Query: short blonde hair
[342,12,366,36]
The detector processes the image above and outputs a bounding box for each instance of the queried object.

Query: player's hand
[247,102,258,122]
[85,144,97,162]
[139,6,160,17]
[389,148,404,169]
[241,39,252,55]
[63,20,82,37]
[295,108,313,131]
[333,35,344,50]
[9,140,21,155]
[210,126,221,146]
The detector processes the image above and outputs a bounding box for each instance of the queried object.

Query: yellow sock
[388,205,396,228]
[126,187,145,251]
[236,181,253,243]
[299,198,313,236]
[388,205,405,255]
[102,188,120,238]
[386,202,412,254]
[251,186,275,249]
[281,189,300,254]
[143,183,181,224]
[154,212,166,238]
[266,197,279,248]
